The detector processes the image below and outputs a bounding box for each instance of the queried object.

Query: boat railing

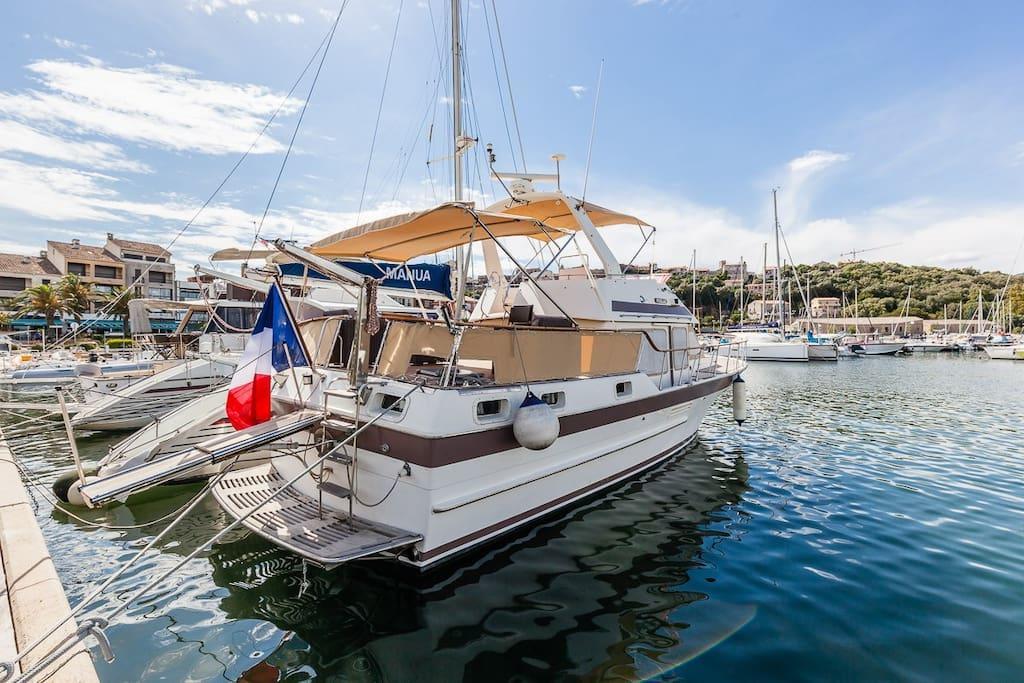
[636,332,744,386]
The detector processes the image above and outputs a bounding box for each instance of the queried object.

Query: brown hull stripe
[417,432,695,562]
[350,373,734,468]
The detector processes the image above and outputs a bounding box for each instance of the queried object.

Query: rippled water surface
[2,353,1023,681]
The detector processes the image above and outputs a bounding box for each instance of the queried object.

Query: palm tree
[58,274,93,325]
[16,284,65,346]
[103,286,139,337]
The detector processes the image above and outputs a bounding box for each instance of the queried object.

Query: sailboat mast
[451,0,462,203]
[739,256,745,327]
[761,243,767,323]
[450,0,467,317]
[773,188,782,318]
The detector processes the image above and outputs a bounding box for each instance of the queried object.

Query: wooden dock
[0,426,98,682]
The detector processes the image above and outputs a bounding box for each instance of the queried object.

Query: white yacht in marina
[728,326,809,362]
[982,343,1024,360]
[69,0,747,573]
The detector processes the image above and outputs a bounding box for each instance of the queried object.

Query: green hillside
[668,261,1024,326]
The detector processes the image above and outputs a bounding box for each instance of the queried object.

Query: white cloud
[774,149,851,230]
[568,85,587,99]
[0,120,151,173]
[245,8,260,23]
[51,37,89,51]
[285,13,304,24]
[0,159,121,222]
[787,149,850,175]
[0,58,303,155]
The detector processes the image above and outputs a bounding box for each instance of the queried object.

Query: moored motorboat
[982,344,1024,360]
[728,329,809,362]
[197,193,746,569]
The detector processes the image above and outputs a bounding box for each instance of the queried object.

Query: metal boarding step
[80,409,324,507]
[212,463,422,568]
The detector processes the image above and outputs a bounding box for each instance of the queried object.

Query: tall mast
[451,0,468,317]
[451,0,462,203]
[772,189,782,320]
[761,243,767,323]
[739,256,745,326]
[691,249,698,328]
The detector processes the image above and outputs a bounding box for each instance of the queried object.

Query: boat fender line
[6,616,114,682]
[732,375,747,426]
[513,391,559,450]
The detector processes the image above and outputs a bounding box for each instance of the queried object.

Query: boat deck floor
[212,463,421,568]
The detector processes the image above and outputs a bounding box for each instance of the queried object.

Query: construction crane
[838,243,901,262]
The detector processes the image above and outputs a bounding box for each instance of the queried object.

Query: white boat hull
[807,342,839,361]
[744,342,809,362]
[72,356,234,431]
[268,371,735,568]
[847,341,905,356]
[983,345,1024,360]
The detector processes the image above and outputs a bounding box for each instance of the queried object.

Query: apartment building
[45,239,124,311]
[0,252,61,304]
[810,297,842,318]
[103,233,175,300]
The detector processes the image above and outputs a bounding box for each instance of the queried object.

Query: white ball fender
[65,477,95,507]
[513,392,560,450]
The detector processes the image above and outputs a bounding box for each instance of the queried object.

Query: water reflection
[204,445,749,681]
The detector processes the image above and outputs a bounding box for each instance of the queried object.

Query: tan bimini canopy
[308,202,568,262]
[484,193,651,230]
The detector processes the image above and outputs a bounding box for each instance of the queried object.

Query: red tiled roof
[0,252,61,276]
[108,237,170,257]
[47,240,120,265]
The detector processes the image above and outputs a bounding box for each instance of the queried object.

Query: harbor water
[2,353,1022,681]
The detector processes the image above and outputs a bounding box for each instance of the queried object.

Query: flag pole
[271,272,314,368]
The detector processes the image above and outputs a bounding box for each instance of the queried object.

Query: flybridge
[278,260,452,299]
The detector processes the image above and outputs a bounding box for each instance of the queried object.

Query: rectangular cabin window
[380,394,406,414]
[476,398,509,421]
[615,381,632,398]
[541,391,565,409]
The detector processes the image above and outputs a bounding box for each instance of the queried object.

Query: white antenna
[551,153,566,190]
[581,58,604,202]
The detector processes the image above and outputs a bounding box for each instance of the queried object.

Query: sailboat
[726,192,811,362]
[74,0,748,570]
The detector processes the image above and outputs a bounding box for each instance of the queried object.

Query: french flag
[226,283,308,430]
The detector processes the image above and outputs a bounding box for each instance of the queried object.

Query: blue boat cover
[279,261,451,299]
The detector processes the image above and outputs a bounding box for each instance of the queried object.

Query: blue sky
[2,0,1023,277]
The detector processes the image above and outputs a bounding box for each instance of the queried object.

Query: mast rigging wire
[481,0,519,172]
[489,0,527,172]
[582,58,604,203]
[355,0,406,224]
[44,3,350,348]
[261,1,349,242]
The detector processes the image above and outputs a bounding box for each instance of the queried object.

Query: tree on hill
[667,261,1024,327]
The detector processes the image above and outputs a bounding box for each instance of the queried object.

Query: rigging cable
[47,7,347,348]
[355,0,406,224]
[489,0,527,171]
[262,1,350,242]
[481,0,518,172]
